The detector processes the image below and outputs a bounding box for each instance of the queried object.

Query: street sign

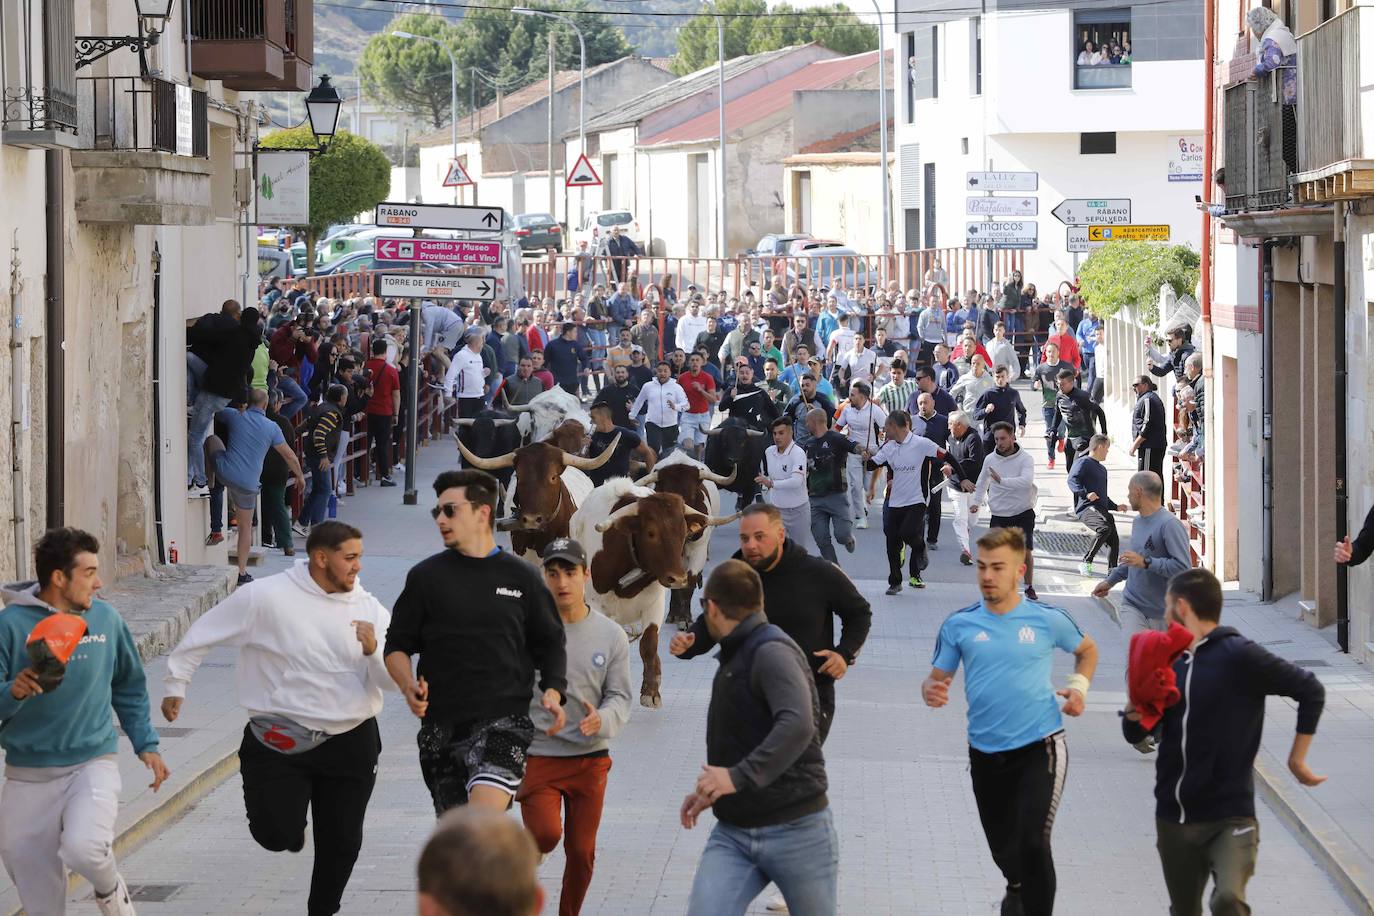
[1067,227,1105,254]
[375,202,504,233]
[567,153,602,188]
[1088,224,1170,242]
[1052,198,1132,226]
[443,159,474,187]
[374,237,503,266]
[966,196,1038,217]
[966,171,1038,192]
[965,220,1038,250]
[374,273,498,302]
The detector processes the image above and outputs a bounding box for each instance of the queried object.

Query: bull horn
[745,428,766,438]
[685,508,744,527]
[454,418,477,427]
[507,403,534,413]
[454,434,516,470]
[634,470,659,487]
[491,418,518,427]
[563,433,620,472]
[594,501,640,532]
[706,427,724,437]
[700,465,737,486]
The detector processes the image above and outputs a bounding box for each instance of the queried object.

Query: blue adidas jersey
[932,598,1085,753]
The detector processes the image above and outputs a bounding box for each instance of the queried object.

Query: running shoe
[1056,440,1065,453]
[928,540,939,550]
[292,522,310,537]
[1000,889,1025,916]
[908,574,925,589]
[959,550,973,566]
[1047,457,1056,470]
[766,894,789,912]
[187,484,210,499]
[842,536,856,554]
[1133,735,1159,755]
[855,517,868,529]
[1024,586,1039,601]
[884,584,902,595]
[236,572,254,587]
[1078,561,1094,577]
[379,477,398,487]
[94,874,136,916]
[204,532,224,547]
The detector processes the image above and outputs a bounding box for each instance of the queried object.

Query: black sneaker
[928,540,939,550]
[842,537,856,554]
[379,477,398,488]
[1001,890,1025,916]
[908,574,925,589]
[236,572,254,587]
[959,550,973,566]
[1024,586,1039,601]
[884,584,902,596]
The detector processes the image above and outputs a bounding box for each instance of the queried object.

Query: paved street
[51,384,1357,914]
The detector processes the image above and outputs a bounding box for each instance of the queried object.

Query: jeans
[809,492,852,564]
[686,808,838,916]
[188,392,230,486]
[845,452,868,521]
[304,464,333,526]
[186,352,208,405]
[1040,405,1063,460]
[277,374,308,421]
[209,482,225,534]
[260,482,294,551]
[1155,816,1258,916]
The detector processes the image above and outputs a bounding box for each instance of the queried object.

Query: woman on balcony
[1077,40,1102,66]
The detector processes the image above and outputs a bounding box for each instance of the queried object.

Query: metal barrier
[1171,404,1206,567]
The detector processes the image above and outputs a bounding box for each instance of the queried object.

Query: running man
[385,469,568,815]
[0,528,168,916]
[162,521,392,916]
[971,422,1040,601]
[516,539,633,916]
[924,527,1099,916]
[835,381,887,530]
[863,409,961,594]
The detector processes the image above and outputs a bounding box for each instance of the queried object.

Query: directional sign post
[1052,199,1132,226]
[966,196,1038,217]
[1087,224,1171,242]
[966,220,1038,250]
[374,237,503,266]
[375,273,498,302]
[966,171,1038,192]
[375,201,504,233]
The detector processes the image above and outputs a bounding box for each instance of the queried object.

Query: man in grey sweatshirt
[516,539,633,916]
[1092,471,1193,634]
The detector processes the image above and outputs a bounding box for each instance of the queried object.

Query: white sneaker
[95,874,137,915]
[766,893,789,912]
[1077,561,1093,577]
[855,517,869,529]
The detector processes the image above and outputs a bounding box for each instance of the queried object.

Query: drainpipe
[10,235,27,578]
[44,150,64,530]
[1260,240,1273,602]
[1334,202,1349,652]
[1200,0,1214,327]
[151,243,166,565]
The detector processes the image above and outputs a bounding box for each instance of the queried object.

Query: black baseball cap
[541,538,587,567]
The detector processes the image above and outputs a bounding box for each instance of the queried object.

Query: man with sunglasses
[385,470,569,816]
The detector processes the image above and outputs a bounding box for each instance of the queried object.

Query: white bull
[508,387,591,443]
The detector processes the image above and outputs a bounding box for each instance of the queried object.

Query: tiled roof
[639,49,889,147]
[797,119,890,155]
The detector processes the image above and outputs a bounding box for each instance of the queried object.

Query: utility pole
[717,16,727,258]
[547,30,556,221]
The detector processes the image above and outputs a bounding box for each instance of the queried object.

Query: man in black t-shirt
[592,365,637,428]
[586,402,656,485]
[804,407,859,563]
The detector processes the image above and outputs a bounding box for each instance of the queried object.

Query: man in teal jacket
[0,527,167,916]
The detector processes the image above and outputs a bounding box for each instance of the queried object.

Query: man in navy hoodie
[1122,568,1325,916]
[0,528,166,916]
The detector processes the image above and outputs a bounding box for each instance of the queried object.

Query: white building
[893,0,1204,285]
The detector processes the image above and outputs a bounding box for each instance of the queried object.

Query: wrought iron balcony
[77,76,207,156]
[1,0,81,149]
[189,0,313,91]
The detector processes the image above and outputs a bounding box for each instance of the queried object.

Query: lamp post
[717,15,727,259]
[392,30,459,203]
[75,0,176,72]
[513,8,585,224]
[868,0,891,284]
[304,74,343,154]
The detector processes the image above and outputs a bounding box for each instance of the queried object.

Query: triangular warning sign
[566,153,601,188]
[443,159,474,187]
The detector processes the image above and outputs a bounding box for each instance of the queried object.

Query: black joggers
[1079,505,1120,567]
[1138,445,1165,483]
[882,502,928,586]
[366,413,394,482]
[969,730,1068,916]
[239,718,382,916]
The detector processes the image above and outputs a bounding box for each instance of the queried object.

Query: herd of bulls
[452,388,747,707]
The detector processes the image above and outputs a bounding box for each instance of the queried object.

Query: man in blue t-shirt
[922,526,1098,916]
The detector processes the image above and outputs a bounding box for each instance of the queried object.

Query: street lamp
[868,0,891,283]
[305,75,343,154]
[512,8,586,223]
[75,0,177,71]
[392,29,460,203]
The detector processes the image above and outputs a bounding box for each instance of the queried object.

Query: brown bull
[545,419,588,455]
[635,461,736,626]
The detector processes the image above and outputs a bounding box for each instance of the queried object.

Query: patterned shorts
[417,714,536,816]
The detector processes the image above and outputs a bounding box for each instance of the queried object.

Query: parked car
[571,209,644,253]
[513,212,563,253]
[293,251,461,279]
[741,234,813,259]
[784,246,875,291]
[289,223,367,270]
[783,237,844,257]
[258,245,292,280]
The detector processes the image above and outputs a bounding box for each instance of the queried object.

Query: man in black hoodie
[1122,568,1325,916]
[670,504,871,744]
[1052,369,1108,475]
[1129,374,1168,481]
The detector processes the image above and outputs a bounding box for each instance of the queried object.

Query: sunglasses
[430,502,473,519]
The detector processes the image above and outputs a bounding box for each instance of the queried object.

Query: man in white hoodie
[970,422,1040,600]
[161,520,393,916]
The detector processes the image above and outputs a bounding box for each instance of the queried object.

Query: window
[931,27,940,100]
[1073,8,1131,90]
[961,137,969,155]
[970,16,982,96]
[923,163,937,249]
[907,26,939,105]
[1081,132,1117,155]
[904,32,916,122]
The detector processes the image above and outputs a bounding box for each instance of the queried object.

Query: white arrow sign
[965,220,1038,250]
[966,196,1038,216]
[966,171,1038,192]
[1052,198,1132,226]
[375,202,504,233]
[374,273,498,302]
[1066,226,1105,254]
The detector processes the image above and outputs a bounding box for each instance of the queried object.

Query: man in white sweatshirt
[161,521,394,916]
[756,417,812,551]
[970,422,1040,600]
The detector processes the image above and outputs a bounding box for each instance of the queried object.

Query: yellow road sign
[1087,224,1170,242]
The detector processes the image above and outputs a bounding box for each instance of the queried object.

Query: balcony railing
[1223,75,1293,212]
[1297,5,1363,174]
[77,76,208,157]
[1,0,79,143]
[1073,63,1132,90]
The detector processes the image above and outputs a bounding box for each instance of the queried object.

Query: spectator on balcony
[1077,40,1102,66]
[1249,6,1297,106]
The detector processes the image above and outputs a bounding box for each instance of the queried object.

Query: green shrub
[1077,242,1200,324]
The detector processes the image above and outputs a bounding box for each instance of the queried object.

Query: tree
[672,0,877,75]
[1076,242,1200,323]
[258,128,392,276]
[358,13,462,129]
